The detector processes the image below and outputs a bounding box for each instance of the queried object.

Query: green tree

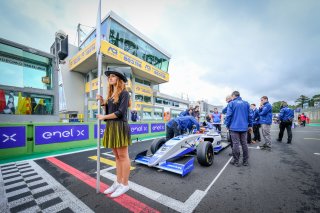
[295,95,310,108]
[272,101,282,113]
[310,94,320,107]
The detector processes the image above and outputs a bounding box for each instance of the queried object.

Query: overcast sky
[1,0,319,106]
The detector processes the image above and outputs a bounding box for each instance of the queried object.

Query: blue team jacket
[166,116,200,131]
[212,112,221,123]
[259,102,272,125]
[279,106,294,122]
[225,97,253,132]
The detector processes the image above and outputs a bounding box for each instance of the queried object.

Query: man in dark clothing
[192,105,200,121]
[251,104,261,143]
[225,91,253,166]
[166,116,200,140]
[131,109,138,122]
[222,95,233,156]
[277,101,294,144]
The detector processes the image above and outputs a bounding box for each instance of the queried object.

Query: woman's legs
[112,149,122,183]
[116,146,130,185]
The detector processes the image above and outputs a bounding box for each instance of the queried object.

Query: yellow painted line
[89,156,135,170]
[304,138,320,141]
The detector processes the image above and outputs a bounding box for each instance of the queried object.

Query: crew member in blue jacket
[276,101,294,144]
[212,108,222,132]
[166,116,200,140]
[225,91,253,166]
[259,96,273,149]
[251,103,261,143]
[179,107,193,117]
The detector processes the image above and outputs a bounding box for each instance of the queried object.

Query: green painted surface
[307,123,320,127]
[0,121,165,162]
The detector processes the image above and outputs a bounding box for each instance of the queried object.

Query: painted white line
[102,153,116,158]
[28,161,94,213]
[0,169,9,213]
[3,181,26,190]
[3,176,22,183]
[248,146,260,150]
[1,168,18,173]
[314,153,320,155]
[1,171,20,178]
[304,138,320,141]
[42,202,72,213]
[7,195,34,209]
[6,187,30,198]
[205,157,233,193]
[101,171,203,213]
[18,205,40,213]
[101,152,135,162]
[100,167,116,173]
[101,156,233,213]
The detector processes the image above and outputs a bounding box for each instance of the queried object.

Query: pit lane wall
[0,121,166,160]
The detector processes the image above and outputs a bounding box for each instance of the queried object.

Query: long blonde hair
[105,79,131,107]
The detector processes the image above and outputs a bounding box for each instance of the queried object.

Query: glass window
[124,30,138,56]
[155,97,163,104]
[79,19,108,49]
[0,55,52,90]
[136,38,147,60]
[144,96,151,103]
[0,89,53,115]
[135,94,143,102]
[108,19,170,72]
[163,99,169,105]
[135,78,144,84]
[143,80,151,86]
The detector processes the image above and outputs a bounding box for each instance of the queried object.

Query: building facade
[60,11,189,122]
[0,38,59,122]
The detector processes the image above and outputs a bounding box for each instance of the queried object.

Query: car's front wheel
[197,141,214,166]
[150,138,166,154]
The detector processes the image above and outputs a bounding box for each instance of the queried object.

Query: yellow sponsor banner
[69,40,96,70]
[101,40,169,82]
[134,84,153,96]
[135,101,152,111]
[85,82,90,93]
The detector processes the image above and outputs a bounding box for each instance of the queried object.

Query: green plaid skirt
[102,120,132,148]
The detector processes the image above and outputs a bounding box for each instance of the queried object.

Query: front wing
[135,150,195,177]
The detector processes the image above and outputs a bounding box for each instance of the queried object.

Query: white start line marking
[99,153,233,213]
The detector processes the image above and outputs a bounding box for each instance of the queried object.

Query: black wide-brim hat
[104,67,128,82]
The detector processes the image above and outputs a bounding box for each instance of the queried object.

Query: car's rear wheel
[197,141,214,166]
[150,138,166,154]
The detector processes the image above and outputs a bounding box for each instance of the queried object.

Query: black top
[104,90,129,122]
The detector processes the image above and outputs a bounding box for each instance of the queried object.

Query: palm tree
[295,95,310,108]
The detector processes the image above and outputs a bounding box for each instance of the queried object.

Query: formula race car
[134,127,228,176]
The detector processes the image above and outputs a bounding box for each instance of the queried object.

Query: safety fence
[0,121,166,161]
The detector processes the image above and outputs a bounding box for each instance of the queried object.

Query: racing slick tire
[150,138,166,154]
[197,141,214,166]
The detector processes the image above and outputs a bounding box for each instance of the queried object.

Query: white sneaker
[110,184,130,198]
[103,181,120,194]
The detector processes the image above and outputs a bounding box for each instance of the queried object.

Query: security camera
[55,30,67,39]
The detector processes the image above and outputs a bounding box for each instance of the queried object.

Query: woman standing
[96,67,131,198]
